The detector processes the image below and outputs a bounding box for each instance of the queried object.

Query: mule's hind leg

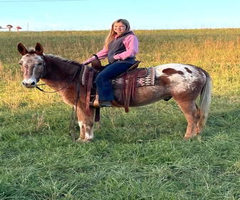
[176,100,200,139]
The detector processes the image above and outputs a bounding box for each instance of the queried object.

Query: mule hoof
[184,135,195,140]
[184,133,197,140]
[184,136,191,140]
[76,138,92,143]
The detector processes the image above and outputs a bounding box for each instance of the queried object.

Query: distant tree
[6,24,13,31]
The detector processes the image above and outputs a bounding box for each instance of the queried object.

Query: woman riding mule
[83,19,139,107]
[17,42,211,142]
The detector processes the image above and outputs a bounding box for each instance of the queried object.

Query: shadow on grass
[94,96,240,144]
[1,95,239,144]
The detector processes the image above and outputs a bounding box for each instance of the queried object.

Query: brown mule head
[18,43,45,88]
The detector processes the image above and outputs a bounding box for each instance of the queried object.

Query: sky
[0,0,240,31]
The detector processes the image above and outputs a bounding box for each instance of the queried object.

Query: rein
[35,60,84,142]
[68,72,82,142]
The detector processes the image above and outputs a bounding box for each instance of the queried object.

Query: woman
[83,19,139,107]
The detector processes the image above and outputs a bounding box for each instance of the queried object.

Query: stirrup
[91,100,112,108]
[99,101,112,107]
[90,97,112,108]
[90,95,100,107]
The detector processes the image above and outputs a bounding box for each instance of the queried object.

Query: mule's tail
[198,73,212,129]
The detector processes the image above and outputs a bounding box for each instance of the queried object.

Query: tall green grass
[1,29,240,200]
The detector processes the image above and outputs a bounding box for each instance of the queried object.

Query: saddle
[82,59,155,120]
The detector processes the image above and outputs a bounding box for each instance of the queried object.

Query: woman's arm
[83,47,108,64]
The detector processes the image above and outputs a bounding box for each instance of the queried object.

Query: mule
[17,43,212,142]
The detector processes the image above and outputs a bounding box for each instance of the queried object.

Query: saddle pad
[112,67,155,88]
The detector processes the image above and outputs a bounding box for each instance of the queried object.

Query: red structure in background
[0,25,23,31]
[16,26,22,32]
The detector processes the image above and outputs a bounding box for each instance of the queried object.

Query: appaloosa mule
[18,43,212,142]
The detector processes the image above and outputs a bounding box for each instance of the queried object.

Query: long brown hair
[104,19,131,49]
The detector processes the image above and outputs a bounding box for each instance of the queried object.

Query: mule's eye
[37,62,43,66]
[19,62,23,66]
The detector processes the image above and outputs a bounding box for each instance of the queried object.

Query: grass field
[0,29,240,200]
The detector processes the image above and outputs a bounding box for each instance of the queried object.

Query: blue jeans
[95,61,134,101]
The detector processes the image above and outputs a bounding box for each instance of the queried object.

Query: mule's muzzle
[22,80,37,88]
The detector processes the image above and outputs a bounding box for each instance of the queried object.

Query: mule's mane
[45,54,83,68]
[27,47,83,67]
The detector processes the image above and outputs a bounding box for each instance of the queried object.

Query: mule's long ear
[35,43,44,55]
[17,43,28,55]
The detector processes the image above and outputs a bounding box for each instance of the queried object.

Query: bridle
[35,67,81,93]
[35,56,83,94]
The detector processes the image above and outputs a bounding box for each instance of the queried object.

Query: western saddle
[83,59,153,121]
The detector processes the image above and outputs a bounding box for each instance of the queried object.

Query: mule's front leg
[75,105,95,142]
[77,121,94,142]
